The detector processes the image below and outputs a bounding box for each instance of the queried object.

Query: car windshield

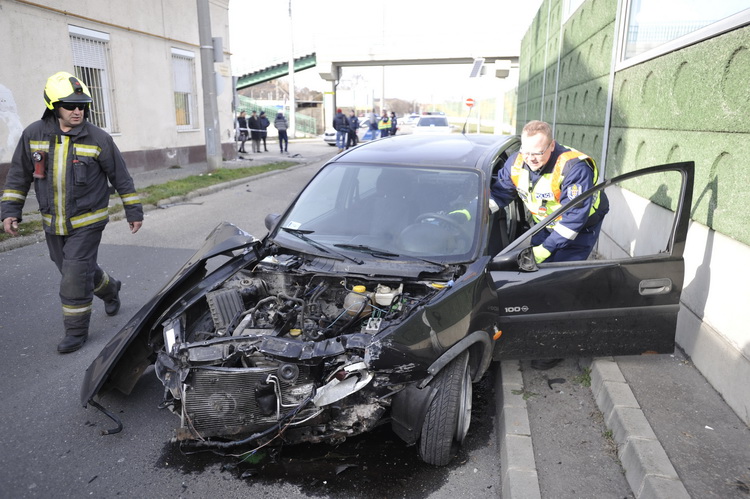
[418,117,449,127]
[274,163,482,263]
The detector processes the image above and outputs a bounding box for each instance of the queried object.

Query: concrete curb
[497,360,542,499]
[586,358,690,499]
[498,357,690,498]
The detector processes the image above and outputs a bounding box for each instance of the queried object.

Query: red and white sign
[465,98,475,108]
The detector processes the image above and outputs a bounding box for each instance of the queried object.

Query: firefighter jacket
[491,142,606,255]
[1,114,143,235]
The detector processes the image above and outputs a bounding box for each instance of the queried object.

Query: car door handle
[639,278,672,295]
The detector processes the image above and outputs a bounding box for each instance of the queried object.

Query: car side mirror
[264,213,281,232]
[488,246,538,272]
[517,246,538,272]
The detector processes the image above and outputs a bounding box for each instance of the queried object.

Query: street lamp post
[288,0,296,138]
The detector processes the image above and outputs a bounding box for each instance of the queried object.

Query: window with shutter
[68,25,118,132]
[171,48,198,130]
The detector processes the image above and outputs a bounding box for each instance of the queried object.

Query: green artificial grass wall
[517,0,750,245]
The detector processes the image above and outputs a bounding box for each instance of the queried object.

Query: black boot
[59,312,90,354]
[104,279,121,316]
[58,333,88,353]
[94,273,121,316]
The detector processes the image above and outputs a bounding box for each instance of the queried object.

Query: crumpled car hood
[80,222,259,407]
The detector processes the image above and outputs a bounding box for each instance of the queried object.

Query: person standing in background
[347,110,359,149]
[259,111,270,152]
[333,109,349,153]
[274,111,289,153]
[236,111,248,153]
[248,110,261,153]
[378,111,391,138]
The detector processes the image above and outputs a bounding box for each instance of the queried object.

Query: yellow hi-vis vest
[378,118,390,130]
[511,148,601,226]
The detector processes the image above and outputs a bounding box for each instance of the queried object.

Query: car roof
[331,134,519,174]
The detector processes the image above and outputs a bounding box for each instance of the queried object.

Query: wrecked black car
[81,134,694,466]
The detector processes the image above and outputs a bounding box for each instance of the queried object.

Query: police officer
[491,120,608,369]
[378,111,391,138]
[1,71,144,353]
[492,120,608,264]
[346,110,359,149]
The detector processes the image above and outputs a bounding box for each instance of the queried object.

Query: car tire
[418,350,472,466]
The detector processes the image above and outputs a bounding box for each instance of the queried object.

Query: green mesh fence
[236,95,317,135]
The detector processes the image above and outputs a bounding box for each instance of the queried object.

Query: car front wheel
[418,350,472,466]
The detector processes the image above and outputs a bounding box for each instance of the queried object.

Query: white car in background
[412,115,453,134]
[324,118,372,146]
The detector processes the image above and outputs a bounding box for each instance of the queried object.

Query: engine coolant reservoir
[344,285,372,317]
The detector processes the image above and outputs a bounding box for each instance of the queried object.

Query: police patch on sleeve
[567,184,581,199]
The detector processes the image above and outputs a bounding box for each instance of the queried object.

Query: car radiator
[182,365,315,438]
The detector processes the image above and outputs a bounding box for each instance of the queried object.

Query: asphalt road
[0,153,505,498]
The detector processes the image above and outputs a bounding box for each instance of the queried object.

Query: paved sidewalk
[498,347,750,498]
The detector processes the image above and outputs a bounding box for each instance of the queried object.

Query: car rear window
[418,117,449,127]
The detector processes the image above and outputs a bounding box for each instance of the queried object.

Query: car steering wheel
[415,212,469,238]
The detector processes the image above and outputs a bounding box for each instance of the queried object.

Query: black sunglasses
[59,103,88,111]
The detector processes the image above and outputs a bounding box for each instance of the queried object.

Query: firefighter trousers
[45,224,120,337]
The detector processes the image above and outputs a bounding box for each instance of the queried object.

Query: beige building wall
[0,0,234,178]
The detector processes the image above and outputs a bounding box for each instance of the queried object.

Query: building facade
[517,0,750,424]
[0,0,235,182]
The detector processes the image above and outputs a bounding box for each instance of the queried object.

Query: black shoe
[58,334,87,354]
[530,358,563,370]
[105,279,121,316]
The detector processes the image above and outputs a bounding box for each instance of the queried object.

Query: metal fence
[236,96,317,136]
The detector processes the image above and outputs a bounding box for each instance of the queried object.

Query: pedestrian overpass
[235,52,518,91]
[235,51,519,135]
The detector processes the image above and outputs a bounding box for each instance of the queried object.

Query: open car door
[490,162,694,360]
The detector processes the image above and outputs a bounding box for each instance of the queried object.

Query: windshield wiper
[280,228,364,265]
[333,243,446,267]
[333,243,400,259]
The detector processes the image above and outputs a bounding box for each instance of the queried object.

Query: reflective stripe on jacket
[1,115,143,235]
[510,147,601,229]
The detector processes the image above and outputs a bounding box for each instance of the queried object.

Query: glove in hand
[532,245,551,263]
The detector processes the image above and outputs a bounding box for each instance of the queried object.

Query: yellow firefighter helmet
[44,71,92,110]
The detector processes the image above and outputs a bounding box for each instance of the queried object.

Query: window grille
[69,26,118,132]
[172,49,198,130]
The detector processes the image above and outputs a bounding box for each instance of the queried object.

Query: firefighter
[491,120,609,370]
[1,71,144,353]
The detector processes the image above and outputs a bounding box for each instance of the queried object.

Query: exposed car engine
[154,253,446,445]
